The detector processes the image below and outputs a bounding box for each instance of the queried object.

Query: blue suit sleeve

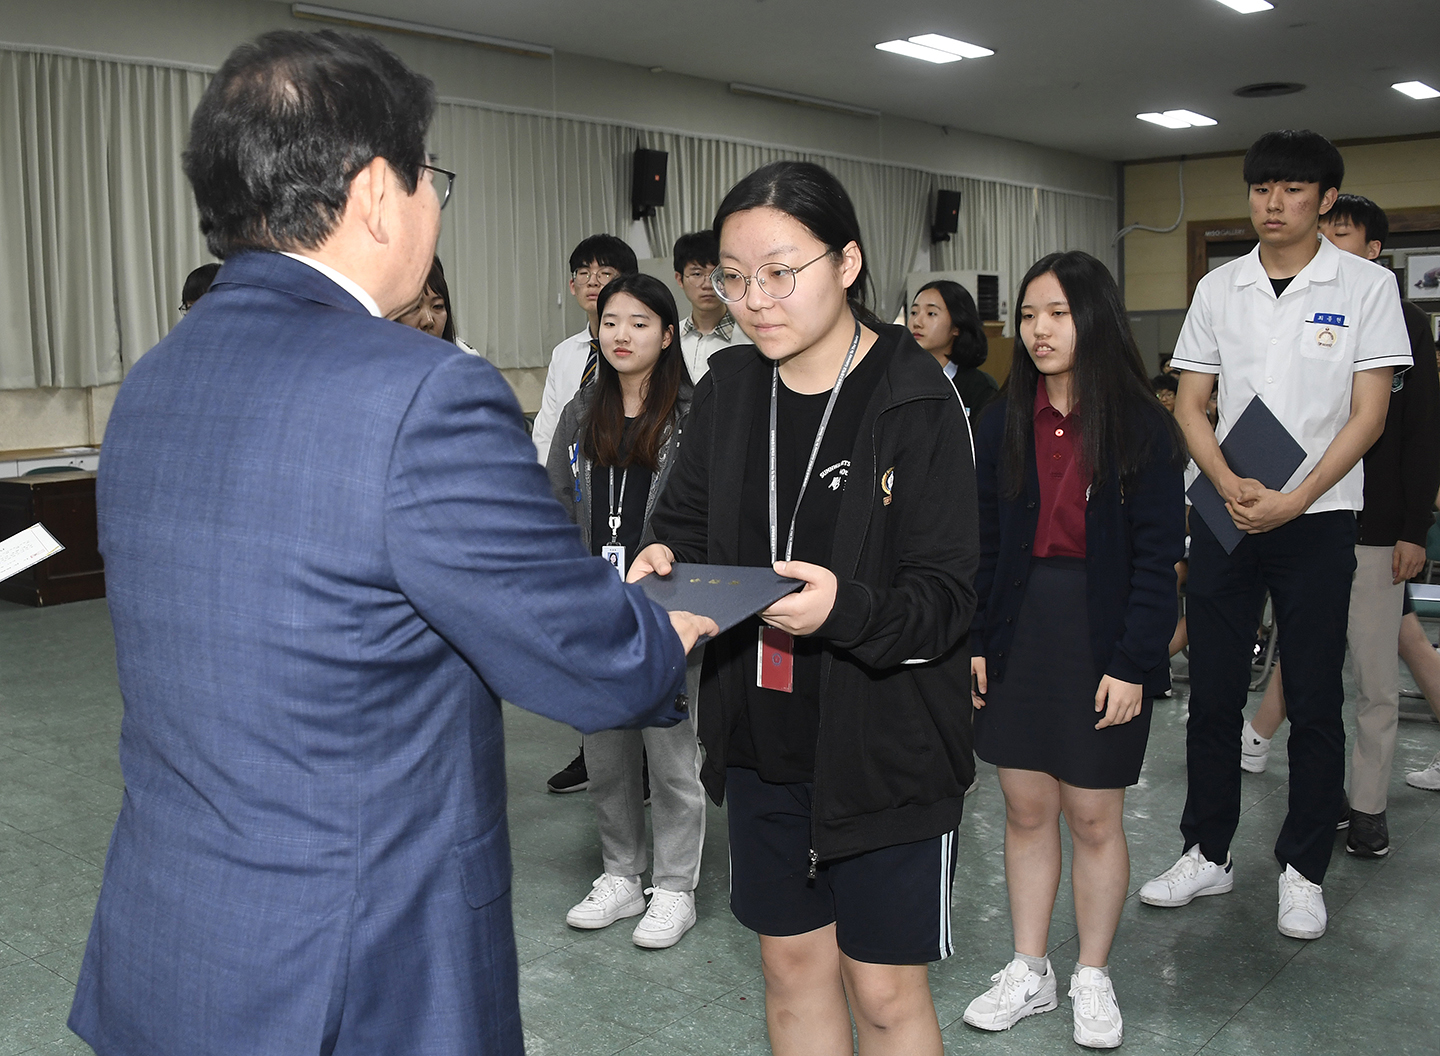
[384,354,688,732]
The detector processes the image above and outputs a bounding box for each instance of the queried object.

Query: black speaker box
[632,148,668,219]
[931,189,962,243]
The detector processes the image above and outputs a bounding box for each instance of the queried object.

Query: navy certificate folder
[638,564,803,634]
[1185,395,1307,555]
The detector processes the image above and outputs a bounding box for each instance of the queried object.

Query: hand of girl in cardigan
[1094,675,1143,729]
[761,561,837,637]
[970,657,987,710]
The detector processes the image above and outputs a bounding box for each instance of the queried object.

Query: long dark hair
[712,160,882,329]
[427,257,457,343]
[917,280,988,369]
[998,251,1185,499]
[584,273,684,472]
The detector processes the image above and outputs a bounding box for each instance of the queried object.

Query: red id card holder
[758,626,795,693]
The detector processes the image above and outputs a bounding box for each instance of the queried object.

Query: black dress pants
[1181,509,1356,884]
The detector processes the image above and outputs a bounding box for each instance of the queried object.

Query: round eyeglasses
[709,251,830,304]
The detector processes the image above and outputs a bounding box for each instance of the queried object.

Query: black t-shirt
[1270,275,1295,297]
[727,341,887,783]
[588,418,652,574]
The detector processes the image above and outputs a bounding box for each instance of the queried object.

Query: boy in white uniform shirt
[531,234,638,465]
[671,231,746,383]
[1140,130,1410,940]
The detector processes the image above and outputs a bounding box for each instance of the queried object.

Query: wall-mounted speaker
[632,148,668,220]
[931,189,961,243]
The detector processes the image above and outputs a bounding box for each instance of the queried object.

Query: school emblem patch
[881,467,895,506]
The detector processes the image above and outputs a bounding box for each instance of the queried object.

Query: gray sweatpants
[1348,545,1407,814]
[583,658,706,892]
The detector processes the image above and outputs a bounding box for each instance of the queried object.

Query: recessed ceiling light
[876,39,961,64]
[1393,80,1440,100]
[1214,0,1274,12]
[907,34,994,59]
[1137,109,1218,128]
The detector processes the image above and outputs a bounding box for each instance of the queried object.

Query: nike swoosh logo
[1022,985,1042,1002]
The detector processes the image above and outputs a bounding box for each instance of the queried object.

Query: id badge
[600,544,625,579]
[757,626,794,693]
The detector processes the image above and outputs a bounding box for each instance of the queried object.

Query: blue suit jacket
[69,252,687,1056]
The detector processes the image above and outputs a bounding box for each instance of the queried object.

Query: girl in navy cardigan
[963,251,1186,1049]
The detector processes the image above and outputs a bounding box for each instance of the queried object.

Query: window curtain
[0,44,1115,386]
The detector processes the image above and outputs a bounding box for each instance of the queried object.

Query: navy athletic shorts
[724,765,959,965]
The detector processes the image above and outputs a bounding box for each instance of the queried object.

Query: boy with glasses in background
[672,230,746,383]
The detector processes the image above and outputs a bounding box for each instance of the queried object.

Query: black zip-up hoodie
[645,324,979,862]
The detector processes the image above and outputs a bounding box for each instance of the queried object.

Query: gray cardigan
[545,381,693,548]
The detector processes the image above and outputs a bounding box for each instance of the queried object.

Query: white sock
[1076,962,1110,978]
[1015,951,1049,975]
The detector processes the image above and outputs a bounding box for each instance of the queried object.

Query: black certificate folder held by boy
[639,564,803,635]
[1186,395,1308,555]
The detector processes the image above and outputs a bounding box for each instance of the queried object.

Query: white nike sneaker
[1069,967,1123,1048]
[1405,751,1440,791]
[631,888,696,949]
[1277,864,1326,940]
[565,873,646,929]
[962,958,1058,1031]
[1240,719,1271,773]
[1139,845,1234,907]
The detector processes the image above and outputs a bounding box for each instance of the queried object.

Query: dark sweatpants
[1181,510,1356,884]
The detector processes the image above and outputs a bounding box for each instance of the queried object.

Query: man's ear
[348,157,391,245]
[1365,240,1383,262]
[1318,185,1340,218]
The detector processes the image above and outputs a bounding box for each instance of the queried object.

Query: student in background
[390,257,480,356]
[179,263,220,313]
[1141,131,1410,941]
[633,160,977,1056]
[1237,194,1440,859]
[909,279,998,419]
[673,230,747,383]
[1153,373,1179,413]
[532,234,638,465]
[966,252,1185,1049]
[545,274,707,949]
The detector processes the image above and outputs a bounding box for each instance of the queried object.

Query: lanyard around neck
[607,465,630,545]
[769,320,862,565]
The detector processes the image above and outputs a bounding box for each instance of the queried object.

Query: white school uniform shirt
[1170,236,1410,513]
[678,312,747,383]
[531,327,594,464]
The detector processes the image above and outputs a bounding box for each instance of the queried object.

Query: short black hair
[1152,373,1179,395]
[672,231,720,275]
[569,235,638,275]
[181,263,221,309]
[185,30,436,259]
[1242,129,1344,196]
[1324,193,1389,249]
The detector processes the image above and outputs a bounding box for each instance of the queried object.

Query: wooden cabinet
[0,471,105,606]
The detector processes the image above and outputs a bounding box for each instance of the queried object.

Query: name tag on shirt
[758,626,795,693]
[1308,313,1347,326]
[601,545,625,578]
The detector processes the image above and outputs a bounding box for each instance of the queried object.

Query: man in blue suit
[68,30,715,1056]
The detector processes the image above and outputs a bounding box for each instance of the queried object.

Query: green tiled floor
[2,596,1438,1055]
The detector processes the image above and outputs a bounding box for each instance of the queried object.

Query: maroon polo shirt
[1033,382,1088,559]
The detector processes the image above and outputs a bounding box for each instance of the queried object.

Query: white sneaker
[1405,751,1440,790]
[1277,864,1326,940]
[631,888,696,949]
[1139,845,1234,907]
[565,873,646,930]
[1240,719,1271,773]
[962,958,1058,1031]
[1069,967,1123,1049]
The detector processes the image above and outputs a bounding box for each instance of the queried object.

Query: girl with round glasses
[632,160,979,1056]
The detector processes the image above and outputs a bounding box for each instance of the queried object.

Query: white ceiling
[316,0,1440,161]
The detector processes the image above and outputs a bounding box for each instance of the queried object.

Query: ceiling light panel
[1392,81,1440,100]
[1137,110,1217,128]
[875,40,961,64]
[907,34,994,59]
[1214,0,1274,12]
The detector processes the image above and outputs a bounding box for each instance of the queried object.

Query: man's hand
[1226,487,1307,534]
[667,610,718,654]
[760,560,837,637]
[971,657,988,710]
[627,544,675,582]
[1394,540,1427,584]
[1094,675,1144,729]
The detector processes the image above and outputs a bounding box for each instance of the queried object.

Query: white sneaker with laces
[1405,751,1440,791]
[565,873,646,930]
[1240,719,1271,774]
[1139,845,1234,907]
[631,888,696,949]
[1069,967,1123,1049]
[962,958,1058,1031]
[1277,864,1326,939]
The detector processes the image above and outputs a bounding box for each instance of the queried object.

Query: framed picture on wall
[1406,253,1440,298]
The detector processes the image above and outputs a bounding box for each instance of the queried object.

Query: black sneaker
[1336,791,1351,831]
[1346,809,1390,858]
[547,750,589,793]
